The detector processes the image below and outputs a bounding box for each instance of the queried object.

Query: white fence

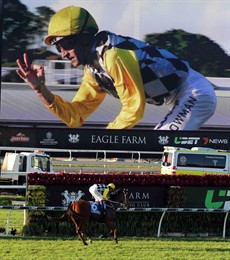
[118,207,230,238]
[1,146,162,175]
[3,65,229,87]
[1,205,229,238]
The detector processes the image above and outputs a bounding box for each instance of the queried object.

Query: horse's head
[109,188,129,209]
[122,188,129,209]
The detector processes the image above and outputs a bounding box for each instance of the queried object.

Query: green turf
[0,236,229,260]
[0,205,229,259]
[0,210,25,234]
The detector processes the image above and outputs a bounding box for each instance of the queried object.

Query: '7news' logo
[174,137,200,145]
[203,137,228,145]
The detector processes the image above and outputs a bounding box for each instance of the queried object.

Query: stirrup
[101,209,106,216]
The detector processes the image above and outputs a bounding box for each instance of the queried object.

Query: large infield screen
[1,0,229,128]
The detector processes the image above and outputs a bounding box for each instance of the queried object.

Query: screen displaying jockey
[89,183,116,216]
[16,6,216,130]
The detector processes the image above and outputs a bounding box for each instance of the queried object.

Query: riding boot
[100,201,106,216]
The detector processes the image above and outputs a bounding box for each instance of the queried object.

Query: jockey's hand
[16,53,45,93]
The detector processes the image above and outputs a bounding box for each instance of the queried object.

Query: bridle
[107,189,129,210]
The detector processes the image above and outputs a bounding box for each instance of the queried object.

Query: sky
[19,0,229,55]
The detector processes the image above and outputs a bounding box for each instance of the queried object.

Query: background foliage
[28,172,230,186]
[145,29,230,77]
[2,1,54,64]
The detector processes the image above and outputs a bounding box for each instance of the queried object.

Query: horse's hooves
[99,234,107,238]
[84,243,88,246]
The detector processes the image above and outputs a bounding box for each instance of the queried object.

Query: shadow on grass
[0,236,229,243]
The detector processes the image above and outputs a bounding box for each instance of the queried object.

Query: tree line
[145,30,229,77]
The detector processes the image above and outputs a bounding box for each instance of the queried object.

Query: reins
[107,200,124,208]
[107,189,128,209]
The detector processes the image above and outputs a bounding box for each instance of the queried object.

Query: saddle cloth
[89,201,101,215]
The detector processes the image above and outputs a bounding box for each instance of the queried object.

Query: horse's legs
[70,216,88,246]
[80,222,92,244]
[112,227,118,244]
[76,224,88,245]
[81,231,92,244]
[105,221,118,244]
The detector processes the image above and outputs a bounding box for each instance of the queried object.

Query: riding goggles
[54,35,80,53]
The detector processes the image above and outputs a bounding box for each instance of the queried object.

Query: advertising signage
[0,127,229,152]
[0,127,36,147]
[41,184,230,210]
[45,185,168,208]
[185,187,230,210]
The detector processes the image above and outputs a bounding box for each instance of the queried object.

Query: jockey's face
[55,35,93,67]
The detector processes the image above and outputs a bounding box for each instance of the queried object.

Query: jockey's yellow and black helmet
[44,6,99,45]
[108,183,115,190]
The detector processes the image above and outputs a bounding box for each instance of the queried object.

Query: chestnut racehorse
[48,188,128,245]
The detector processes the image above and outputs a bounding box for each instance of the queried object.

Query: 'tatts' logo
[205,189,230,210]
[158,136,169,145]
[68,134,80,143]
[174,137,200,145]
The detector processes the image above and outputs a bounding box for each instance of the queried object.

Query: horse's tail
[46,212,68,223]
[47,203,72,223]
[67,202,81,221]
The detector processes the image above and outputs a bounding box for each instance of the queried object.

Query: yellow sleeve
[103,188,110,200]
[47,67,106,128]
[104,48,146,129]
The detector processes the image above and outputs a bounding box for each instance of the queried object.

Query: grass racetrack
[0,236,230,259]
[0,208,229,259]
